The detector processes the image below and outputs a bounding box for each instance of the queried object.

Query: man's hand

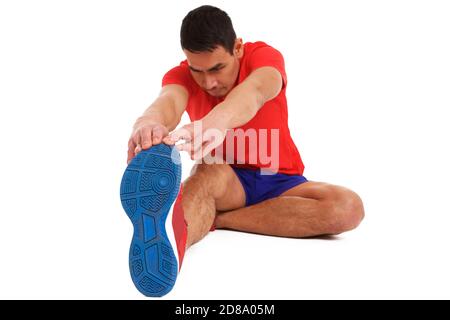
[163,118,227,161]
[127,123,169,164]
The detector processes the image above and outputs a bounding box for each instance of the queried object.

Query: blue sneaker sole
[120,144,182,297]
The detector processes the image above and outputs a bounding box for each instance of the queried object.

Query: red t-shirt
[162,41,304,175]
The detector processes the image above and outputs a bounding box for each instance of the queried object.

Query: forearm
[203,81,263,129]
[202,67,282,130]
[134,96,179,131]
[135,108,167,128]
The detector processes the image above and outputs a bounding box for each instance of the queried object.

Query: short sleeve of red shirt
[161,62,195,95]
[246,45,287,88]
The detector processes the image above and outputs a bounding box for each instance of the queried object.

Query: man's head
[181,5,243,97]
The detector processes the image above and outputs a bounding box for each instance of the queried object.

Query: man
[120,5,364,297]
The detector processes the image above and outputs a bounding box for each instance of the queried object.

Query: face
[184,38,244,97]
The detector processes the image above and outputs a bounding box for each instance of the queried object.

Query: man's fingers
[131,131,141,146]
[128,137,136,150]
[162,136,175,145]
[191,132,223,160]
[127,123,171,163]
[135,144,142,154]
[152,126,165,145]
[140,127,153,149]
[127,138,136,164]
[176,131,203,154]
[176,133,217,160]
[127,149,134,164]
[176,140,202,160]
[180,138,210,160]
[169,127,192,143]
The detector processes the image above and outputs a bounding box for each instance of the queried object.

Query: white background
[1,0,449,299]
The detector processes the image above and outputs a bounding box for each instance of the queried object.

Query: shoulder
[164,60,190,78]
[244,41,284,59]
[242,41,287,86]
[162,60,196,94]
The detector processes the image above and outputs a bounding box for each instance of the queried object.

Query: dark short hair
[180,5,236,55]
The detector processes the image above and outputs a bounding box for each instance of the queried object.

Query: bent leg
[182,163,246,248]
[215,181,365,237]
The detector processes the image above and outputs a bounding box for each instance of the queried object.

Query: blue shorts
[231,167,308,206]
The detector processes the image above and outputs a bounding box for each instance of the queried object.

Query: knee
[326,188,365,235]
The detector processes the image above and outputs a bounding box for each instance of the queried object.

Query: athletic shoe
[120,144,186,297]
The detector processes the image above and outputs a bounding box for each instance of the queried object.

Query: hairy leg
[215,181,365,237]
[182,163,245,248]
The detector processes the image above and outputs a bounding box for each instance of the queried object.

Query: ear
[234,38,244,58]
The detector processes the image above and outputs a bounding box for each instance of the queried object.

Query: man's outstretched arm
[167,66,283,159]
[127,84,188,163]
[203,66,283,130]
